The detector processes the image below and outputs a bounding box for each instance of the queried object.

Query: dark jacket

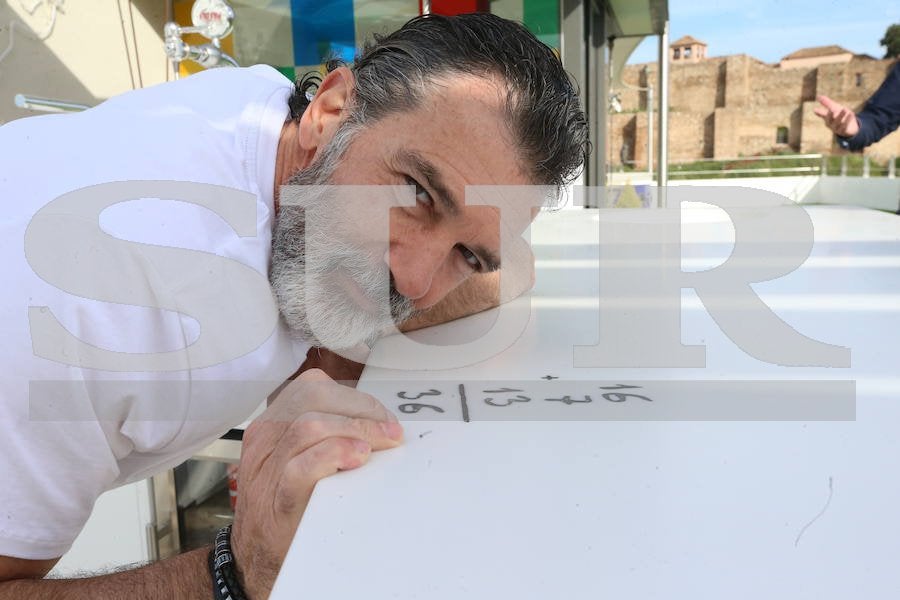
[839,61,900,151]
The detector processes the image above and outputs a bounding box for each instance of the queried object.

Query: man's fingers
[291,383,398,422]
[248,410,402,479]
[276,410,402,456]
[832,108,850,135]
[835,109,848,134]
[232,372,405,577]
[272,437,372,523]
[242,374,400,475]
[817,95,841,112]
[839,109,859,137]
[815,95,841,130]
[815,95,862,137]
[263,373,398,423]
[296,367,333,383]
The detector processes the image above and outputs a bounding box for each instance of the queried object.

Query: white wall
[49,480,153,577]
[806,177,900,212]
[0,0,169,124]
[606,175,899,211]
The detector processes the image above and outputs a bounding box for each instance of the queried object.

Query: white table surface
[271,205,900,600]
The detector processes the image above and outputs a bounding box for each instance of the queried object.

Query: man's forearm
[0,547,211,600]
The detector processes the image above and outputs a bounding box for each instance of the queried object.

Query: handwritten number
[397,389,442,400]
[545,395,593,405]
[484,388,531,406]
[599,383,652,402]
[602,393,653,403]
[398,403,445,414]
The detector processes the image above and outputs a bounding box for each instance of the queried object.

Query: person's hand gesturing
[230,368,403,598]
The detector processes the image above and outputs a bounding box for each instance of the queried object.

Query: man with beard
[0,13,587,599]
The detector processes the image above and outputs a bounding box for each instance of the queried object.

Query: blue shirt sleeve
[838,61,900,151]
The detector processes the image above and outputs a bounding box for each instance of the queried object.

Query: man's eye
[406,176,433,208]
[458,245,483,272]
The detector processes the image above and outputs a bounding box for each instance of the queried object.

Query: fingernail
[380,421,404,440]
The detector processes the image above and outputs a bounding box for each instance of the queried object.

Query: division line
[459,384,470,423]
[794,476,834,547]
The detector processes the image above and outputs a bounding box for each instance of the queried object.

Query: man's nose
[385,239,453,303]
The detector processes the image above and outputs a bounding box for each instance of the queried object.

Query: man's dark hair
[287,12,588,191]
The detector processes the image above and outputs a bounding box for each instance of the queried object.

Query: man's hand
[0,371,401,599]
[231,368,403,598]
[814,95,860,138]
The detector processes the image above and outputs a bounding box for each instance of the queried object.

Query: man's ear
[298,66,355,152]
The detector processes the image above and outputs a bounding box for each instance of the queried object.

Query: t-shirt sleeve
[0,412,120,560]
[0,64,297,560]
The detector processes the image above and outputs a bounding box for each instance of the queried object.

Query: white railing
[664,153,897,179]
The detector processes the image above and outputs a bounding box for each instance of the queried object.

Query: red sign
[426,0,490,15]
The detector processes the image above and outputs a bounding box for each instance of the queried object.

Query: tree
[881,23,900,59]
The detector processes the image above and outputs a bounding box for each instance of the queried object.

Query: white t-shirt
[0,65,309,559]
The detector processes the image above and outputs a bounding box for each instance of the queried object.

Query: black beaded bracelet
[209,525,249,600]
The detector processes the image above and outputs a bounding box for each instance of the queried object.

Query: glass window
[173,0,562,79]
[776,126,789,144]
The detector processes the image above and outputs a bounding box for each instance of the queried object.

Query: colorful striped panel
[523,0,559,49]
[290,0,357,66]
[174,0,559,78]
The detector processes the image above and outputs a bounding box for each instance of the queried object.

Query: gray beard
[268,123,417,350]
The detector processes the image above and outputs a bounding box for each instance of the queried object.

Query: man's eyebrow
[472,244,501,273]
[395,149,461,217]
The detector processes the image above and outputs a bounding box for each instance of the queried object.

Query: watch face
[191,0,235,39]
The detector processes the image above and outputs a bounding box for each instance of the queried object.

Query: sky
[627,0,900,64]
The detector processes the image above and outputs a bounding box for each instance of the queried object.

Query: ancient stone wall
[611,55,900,168]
